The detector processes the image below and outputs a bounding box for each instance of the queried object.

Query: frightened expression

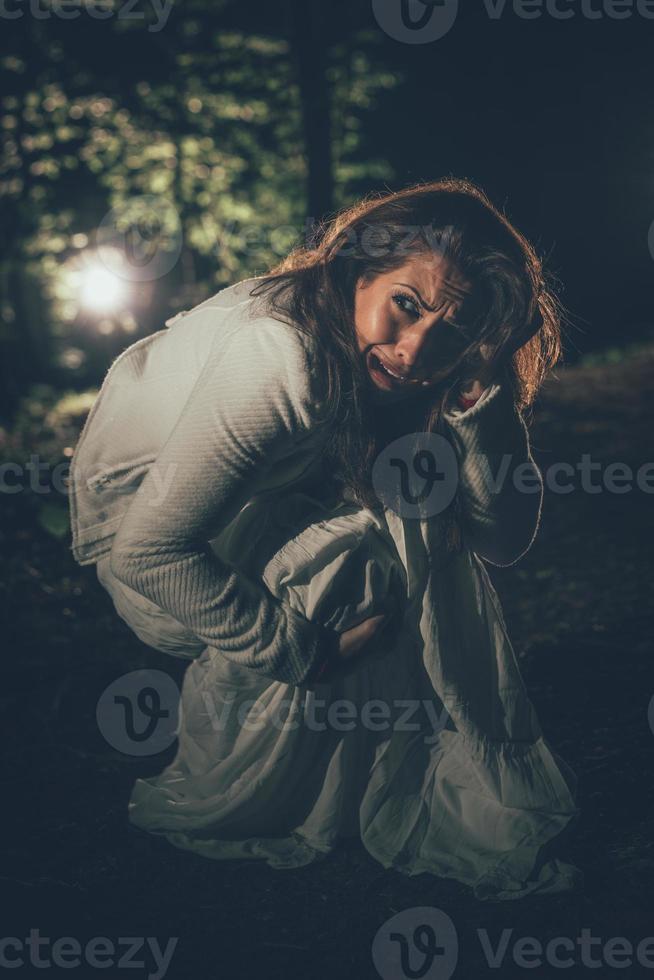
[354,255,475,400]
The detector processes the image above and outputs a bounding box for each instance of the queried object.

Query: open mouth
[368,350,411,388]
[367,350,430,391]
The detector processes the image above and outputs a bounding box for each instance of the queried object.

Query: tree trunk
[287,0,334,224]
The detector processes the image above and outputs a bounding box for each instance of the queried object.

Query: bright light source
[79,261,128,313]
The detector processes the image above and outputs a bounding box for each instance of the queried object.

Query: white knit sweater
[104,281,542,686]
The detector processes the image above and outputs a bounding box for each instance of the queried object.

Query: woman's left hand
[454,343,497,408]
[452,307,544,410]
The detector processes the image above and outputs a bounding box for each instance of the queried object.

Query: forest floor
[2,342,654,980]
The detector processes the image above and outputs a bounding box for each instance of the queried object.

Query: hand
[318,606,399,683]
[459,363,492,401]
[454,343,496,407]
[455,304,545,404]
[338,612,391,660]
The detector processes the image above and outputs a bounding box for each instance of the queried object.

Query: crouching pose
[69,179,581,901]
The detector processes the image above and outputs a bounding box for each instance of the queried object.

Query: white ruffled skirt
[104,490,582,902]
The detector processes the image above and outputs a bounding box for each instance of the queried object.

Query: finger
[360,613,389,636]
[348,614,390,656]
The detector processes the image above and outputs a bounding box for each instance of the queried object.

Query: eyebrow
[394,281,469,311]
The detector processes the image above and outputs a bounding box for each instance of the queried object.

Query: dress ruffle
[128,491,582,901]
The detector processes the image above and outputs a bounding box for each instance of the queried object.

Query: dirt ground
[2,345,653,980]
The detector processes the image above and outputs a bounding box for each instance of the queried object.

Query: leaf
[37,502,70,540]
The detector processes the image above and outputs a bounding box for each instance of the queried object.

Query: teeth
[374,354,405,382]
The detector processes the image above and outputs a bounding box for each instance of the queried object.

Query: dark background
[2,0,654,414]
[2,2,653,979]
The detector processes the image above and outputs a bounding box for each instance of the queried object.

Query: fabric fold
[128,490,582,901]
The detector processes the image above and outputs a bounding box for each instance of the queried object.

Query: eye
[392,292,421,319]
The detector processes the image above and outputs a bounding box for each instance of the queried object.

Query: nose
[394,317,440,376]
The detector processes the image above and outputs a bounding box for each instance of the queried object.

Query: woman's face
[353,254,474,401]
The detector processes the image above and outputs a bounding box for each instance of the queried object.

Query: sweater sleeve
[108,317,340,686]
[442,380,544,566]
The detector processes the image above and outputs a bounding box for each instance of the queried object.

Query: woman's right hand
[316,607,399,683]
[338,613,391,661]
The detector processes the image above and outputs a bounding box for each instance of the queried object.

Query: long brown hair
[251,178,562,551]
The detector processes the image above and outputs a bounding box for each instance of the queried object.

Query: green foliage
[1,11,402,381]
[1,383,97,539]
[37,499,70,540]
[3,383,97,465]
[579,339,654,368]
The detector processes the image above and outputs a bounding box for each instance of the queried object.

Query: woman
[69,178,581,900]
